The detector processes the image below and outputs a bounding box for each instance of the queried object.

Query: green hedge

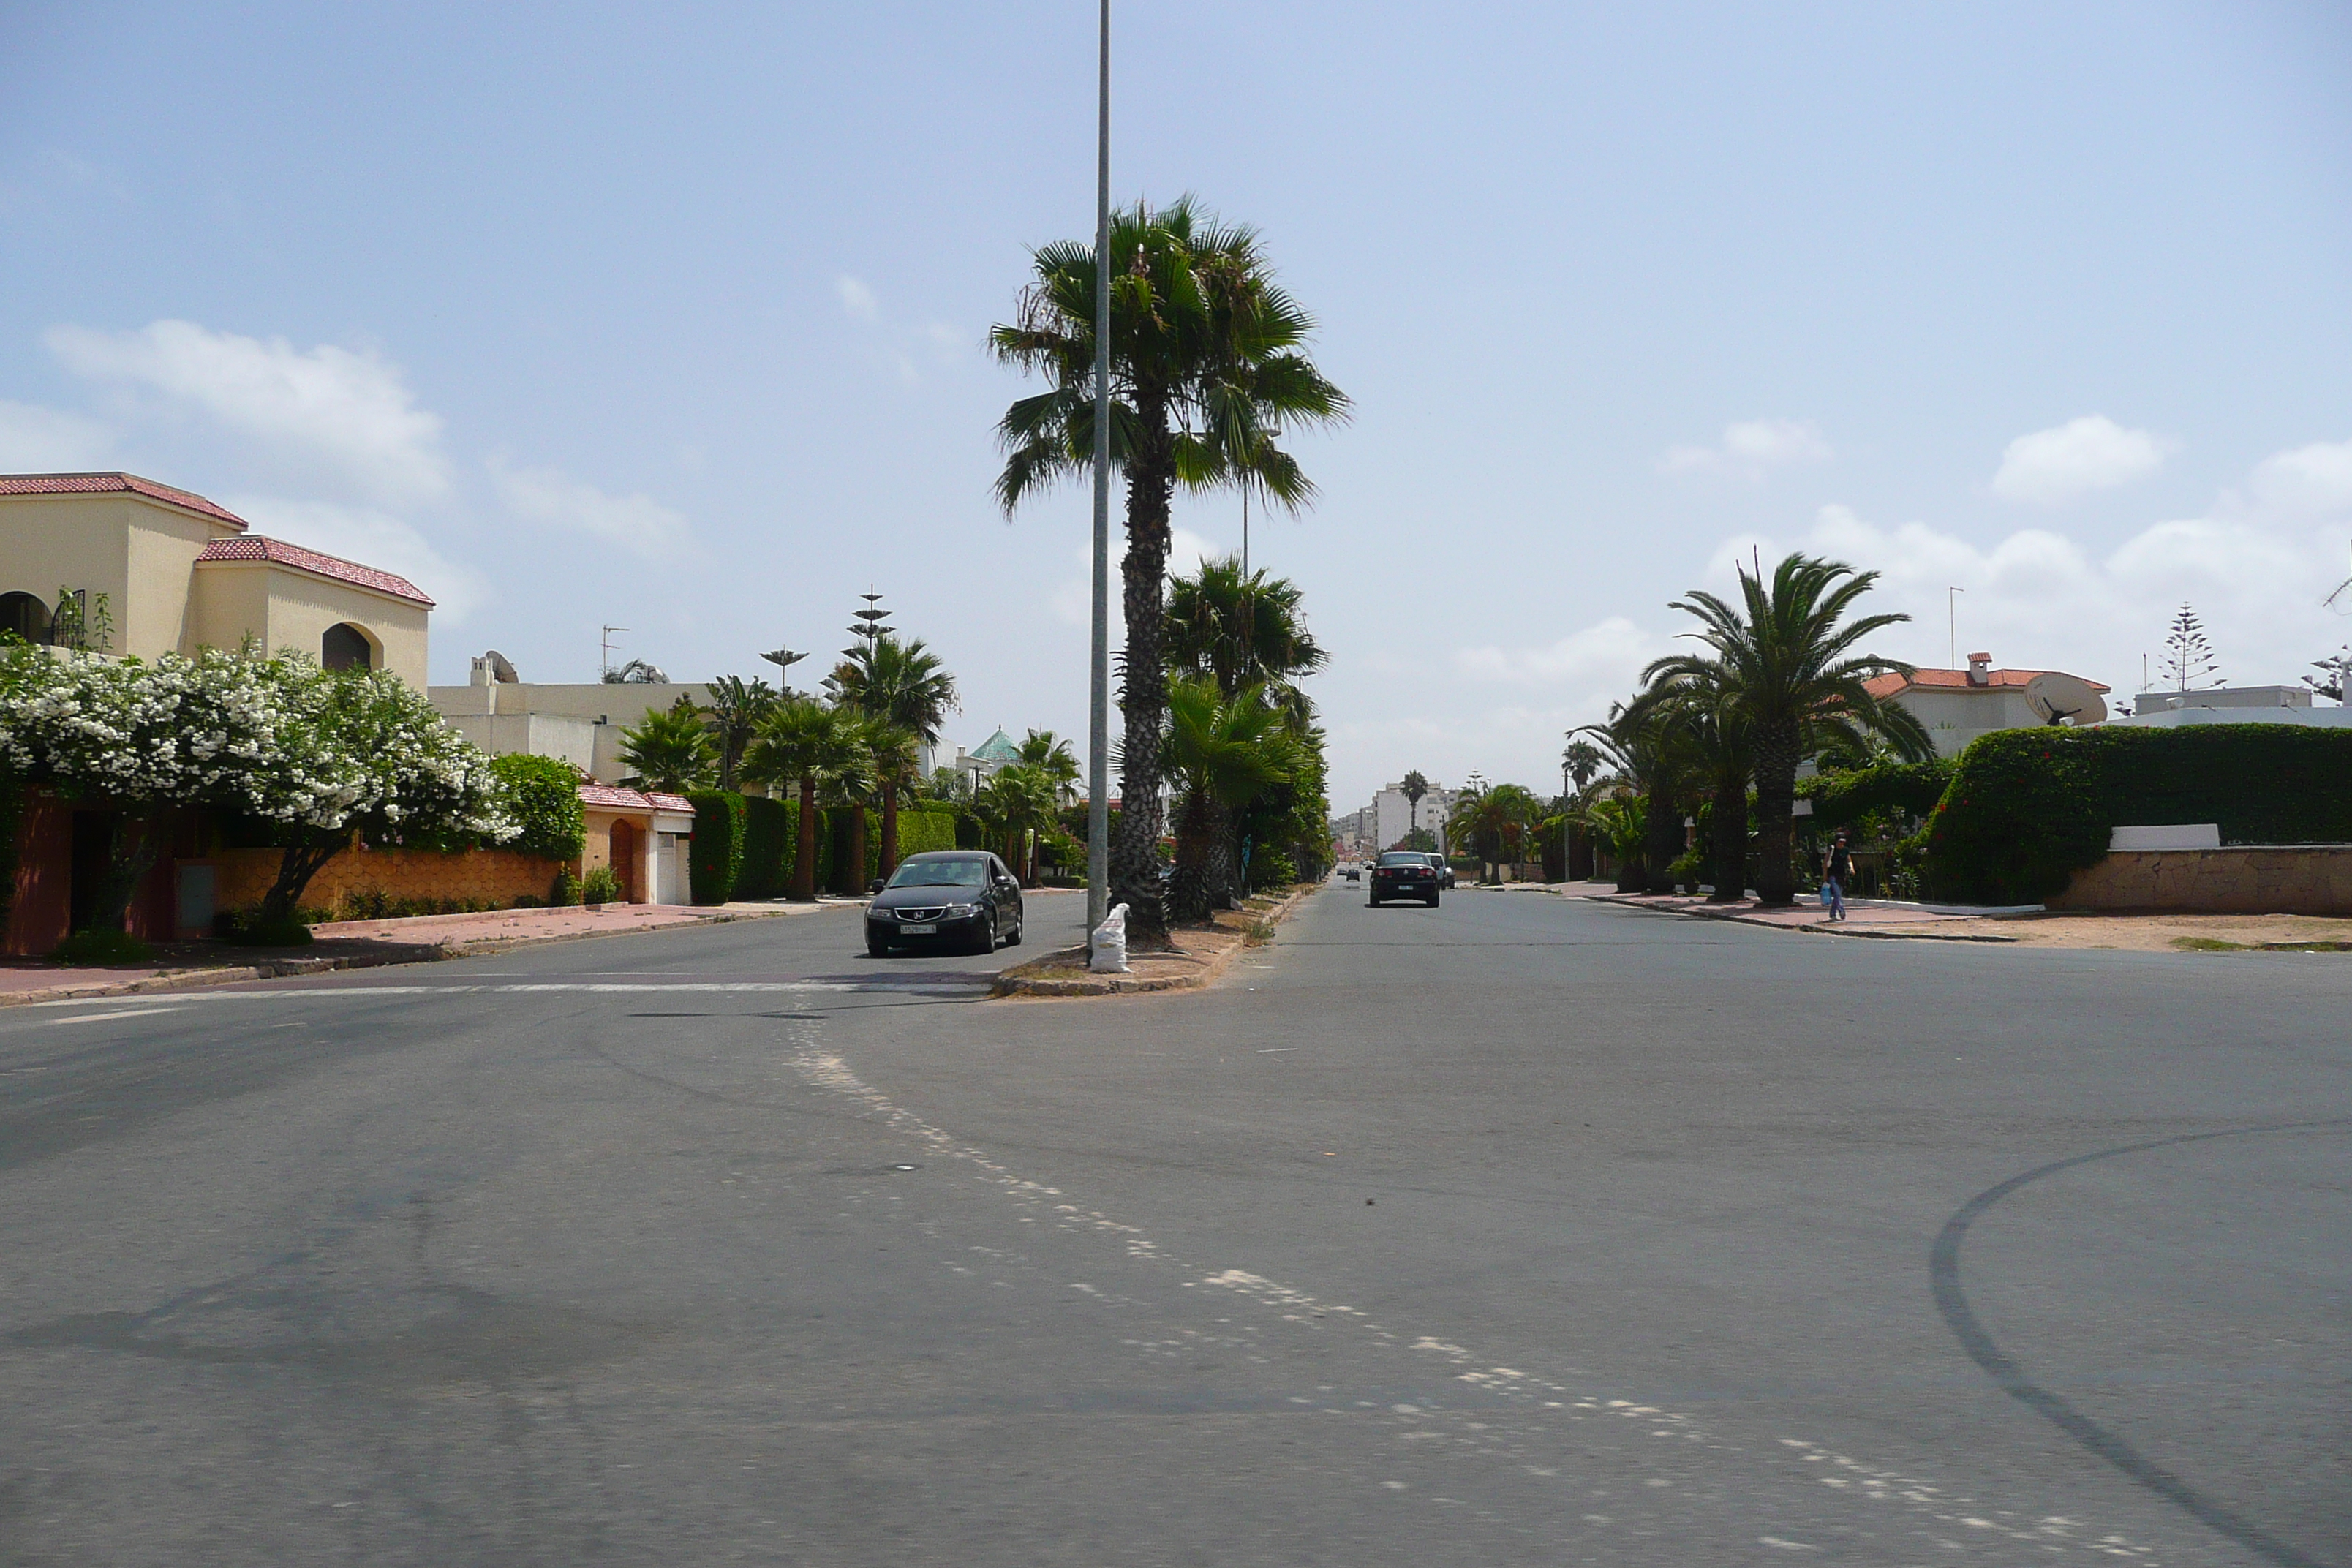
[491,753,587,862]
[736,796,794,900]
[687,791,746,904]
[1922,725,2352,904]
[1800,760,1955,832]
[897,808,958,860]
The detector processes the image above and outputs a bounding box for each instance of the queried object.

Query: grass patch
[2259,940,2352,953]
[1241,918,1276,946]
[51,929,155,965]
[2169,936,2249,951]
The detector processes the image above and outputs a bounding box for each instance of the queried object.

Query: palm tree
[825,633,958,874]
[1162,676,1297,919]
[1561,739,1604,794]
[992,197,1349,946]
[862,721,921,883]
[1628,668,1751,902]
[1017,729,1081,805]
[1398,769,1429,850]
[1571,701,1688,894]
[618,698,717,793]
[703,674,779,790]
[1645,554,1926,907]
[1166,555,1327,717]
[742,700,869,900]
[974,763,1059,886]
[1447,783,1542,883]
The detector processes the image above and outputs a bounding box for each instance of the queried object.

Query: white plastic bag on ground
[1089,902,1130,973]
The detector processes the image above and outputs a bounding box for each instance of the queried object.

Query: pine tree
[2160,603,2219,690]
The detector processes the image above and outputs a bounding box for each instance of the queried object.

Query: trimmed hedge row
[1921,725,2352,904]
[1799,760,1954,832]
[489,753,589,862]
[685,794,960,903]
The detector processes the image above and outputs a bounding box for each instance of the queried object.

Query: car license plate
[900,922,936,935]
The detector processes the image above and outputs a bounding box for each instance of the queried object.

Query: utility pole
[1085,0,1113,938]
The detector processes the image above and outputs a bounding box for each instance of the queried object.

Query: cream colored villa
[0,472,431,685]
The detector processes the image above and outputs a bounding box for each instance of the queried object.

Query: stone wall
[2050,846,2352,916]
[204,845,566,916]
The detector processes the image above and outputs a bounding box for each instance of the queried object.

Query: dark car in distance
[1368,851,1441,907]
[866,851,1025,957]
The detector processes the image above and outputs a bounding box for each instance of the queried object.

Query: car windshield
[1378,853,1426,867]
[886,858,988,889]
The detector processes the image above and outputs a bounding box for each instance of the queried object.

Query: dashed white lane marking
[38,1006,186,1025]
[787,1037,2168,1562]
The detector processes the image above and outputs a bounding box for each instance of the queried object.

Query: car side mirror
[867,878,884,895]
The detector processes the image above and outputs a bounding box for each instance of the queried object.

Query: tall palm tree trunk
[791,775,820,901]
[1753,722,1800,907]
[843,810,867,895]
[1643,781,1684,894]
[1112,413,1175,946]
[1166,789,1218,921]
[1707,777,1749,902]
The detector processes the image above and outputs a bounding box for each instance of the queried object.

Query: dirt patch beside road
[1934,910,2352,951]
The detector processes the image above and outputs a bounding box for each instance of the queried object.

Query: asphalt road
[0,883,2343,1567]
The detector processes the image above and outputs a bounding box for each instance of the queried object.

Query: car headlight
[941,902,979,916]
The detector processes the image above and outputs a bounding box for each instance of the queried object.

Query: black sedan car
[866,851,1025,956]
[1368,850,1441,907]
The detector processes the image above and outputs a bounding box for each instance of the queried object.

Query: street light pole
[1085,0,1113,937]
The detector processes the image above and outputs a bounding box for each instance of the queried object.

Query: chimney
[1966,652,1991,687]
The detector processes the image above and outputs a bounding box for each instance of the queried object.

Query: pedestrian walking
[1822,830,1852,921]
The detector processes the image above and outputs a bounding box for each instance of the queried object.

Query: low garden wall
[205,845,567,917]
[2049,846,2352,916]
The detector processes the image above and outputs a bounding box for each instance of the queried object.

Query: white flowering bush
[0,642,514,934]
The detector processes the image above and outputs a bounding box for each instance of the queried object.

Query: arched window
[322,622,375,672]
[0,592,52,646]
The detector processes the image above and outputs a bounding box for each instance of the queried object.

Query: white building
[1863,651,2111,758]
[1334,782,1459,856]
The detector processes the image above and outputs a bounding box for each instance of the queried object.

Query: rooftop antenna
[600,625,630,679]
[1947,587,1964,670]
[2324,539,2351,613]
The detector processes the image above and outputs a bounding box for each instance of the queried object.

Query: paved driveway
[0,885,2341,1566]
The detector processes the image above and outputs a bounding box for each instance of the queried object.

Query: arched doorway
[321,622,374,671]
[608,820,639,903]
[1,592,52,645]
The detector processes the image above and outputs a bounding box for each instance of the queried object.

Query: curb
[991,883,1317,998]
[0,905,801,1009]
[1586,892,2019,944]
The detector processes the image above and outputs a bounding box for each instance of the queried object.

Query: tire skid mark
[790,1036,2169,1562]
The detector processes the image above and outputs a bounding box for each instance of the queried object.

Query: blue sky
[4,1,2349,807]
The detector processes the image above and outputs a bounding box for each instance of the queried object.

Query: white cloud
[1708,455,2347,696]
[489,459,692,560]
[47,320,449,504]
[1661,418,1832,480]
[2240,436,2352,520]
[225,496,491,627]
[1455,616,1659,687]
[832,275,968,383]
[1990,415,2168,505]
[0,399,116,470]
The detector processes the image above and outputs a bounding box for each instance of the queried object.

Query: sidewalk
[1584,887,2021,941]
[0,899,835,1008]
[992,883,1316,998]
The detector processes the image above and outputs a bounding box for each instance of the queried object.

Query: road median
[991,883,1317,998]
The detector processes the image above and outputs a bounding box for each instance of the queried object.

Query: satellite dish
[483,649,519,683]
[2025,672,2108,726]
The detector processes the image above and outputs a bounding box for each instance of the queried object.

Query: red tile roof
[576,784,698,815]
[195,535,434,607]
[1865,667,2111,698]
[0,470,249,529]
